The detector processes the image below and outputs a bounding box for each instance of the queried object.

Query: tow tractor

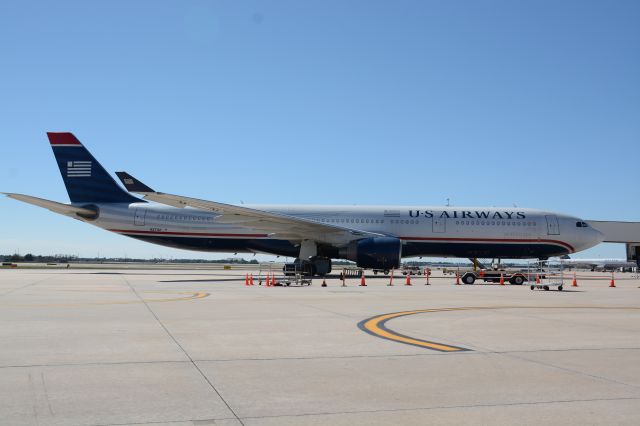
[460,269,528,285]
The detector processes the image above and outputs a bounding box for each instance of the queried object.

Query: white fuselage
[84,203,604,260]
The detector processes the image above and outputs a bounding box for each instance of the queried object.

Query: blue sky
[1,0,639,260]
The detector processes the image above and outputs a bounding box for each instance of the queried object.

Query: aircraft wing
[3,193,98,219]
[115,172,384,244]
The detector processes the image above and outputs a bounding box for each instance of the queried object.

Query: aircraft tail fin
[47,132,141,204]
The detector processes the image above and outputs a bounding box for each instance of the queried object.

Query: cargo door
[545,215,560,235]
[134,208,147,226]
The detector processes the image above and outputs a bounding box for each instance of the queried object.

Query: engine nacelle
[339,237,402,269]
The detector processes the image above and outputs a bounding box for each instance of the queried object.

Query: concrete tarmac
[1,267,639,425]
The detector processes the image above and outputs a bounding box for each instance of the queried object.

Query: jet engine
[339,237,402,269]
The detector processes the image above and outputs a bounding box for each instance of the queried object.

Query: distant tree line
[1,253,259,264]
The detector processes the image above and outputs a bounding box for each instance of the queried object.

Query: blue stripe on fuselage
[122,234,570,259]
[124,234,300,256]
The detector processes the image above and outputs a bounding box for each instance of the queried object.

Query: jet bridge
[587,220,640,266]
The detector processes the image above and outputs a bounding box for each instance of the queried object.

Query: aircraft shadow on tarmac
[74,272,243,278]
[158,277,250,283]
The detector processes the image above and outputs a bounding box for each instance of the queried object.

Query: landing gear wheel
[530,285,534,290]
[558,285,563,291]
[543,285,549,291]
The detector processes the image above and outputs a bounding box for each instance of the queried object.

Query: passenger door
[545,215,560,235]
[432,216,446,233]
[134,208,147,226]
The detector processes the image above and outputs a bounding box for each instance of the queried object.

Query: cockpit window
[576,221,589,228]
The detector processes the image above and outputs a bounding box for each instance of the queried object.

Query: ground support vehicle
[401,265,423,276]
[460,270,528,285]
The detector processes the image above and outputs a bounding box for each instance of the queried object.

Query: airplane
[556,258,637,271]
[2,132,616,276]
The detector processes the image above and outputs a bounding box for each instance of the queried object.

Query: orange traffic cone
[267,272,272,287]
[499,273,505,286]
[455,272,460,285]
[360,271,367,286]
[249,273,254,286]
[245,273,249,286]
[572,272,578,287]
[535,275,541,284]
[406,274,412,286]
[610,273,616,288]
[388,269,394,286]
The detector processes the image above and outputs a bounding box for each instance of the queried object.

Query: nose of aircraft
[592,226,605,245]
[573,224,605,253]
[583,226,606,252]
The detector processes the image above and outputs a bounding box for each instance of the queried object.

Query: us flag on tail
[66,160,92,177]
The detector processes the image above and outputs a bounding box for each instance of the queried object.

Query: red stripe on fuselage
[109,229,269,238]
[400,236,574,252]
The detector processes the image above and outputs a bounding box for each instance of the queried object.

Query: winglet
[115,172,155,193]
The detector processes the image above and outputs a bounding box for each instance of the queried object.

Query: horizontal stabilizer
[3,193,98,219]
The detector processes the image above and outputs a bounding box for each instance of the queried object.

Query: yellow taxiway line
[358,306,640,352]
